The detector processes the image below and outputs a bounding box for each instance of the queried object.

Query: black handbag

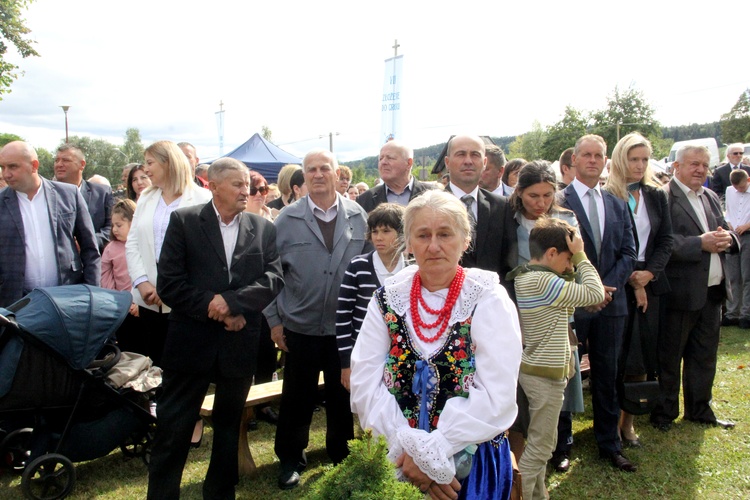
[619,380,660,415]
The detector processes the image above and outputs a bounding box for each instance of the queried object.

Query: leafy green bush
[306,430,422,500]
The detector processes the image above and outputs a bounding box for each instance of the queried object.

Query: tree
[0,0,40,100]
[508,120,547,161]
[36,146,53,179]
[540,106,589,161]
[591,85,660,155]
[720,89,750,143]
[261,125,272,142]
[121,127,144,163]
[0,132,23,147]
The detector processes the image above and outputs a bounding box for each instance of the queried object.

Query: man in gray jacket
[264,148,369,490]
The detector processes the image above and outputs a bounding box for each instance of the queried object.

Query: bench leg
[238,406,257,476]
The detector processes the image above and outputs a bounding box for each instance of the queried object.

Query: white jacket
[126,185,212,312]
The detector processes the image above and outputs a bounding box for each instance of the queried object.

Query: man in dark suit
[651,145,737,431]
[442,134,514,285]
[0,141,100,308]
[710,143,750,200]
[562,134,637,471]
[54,144,112,252]
[356,140,435,212]
[148,158,283,499]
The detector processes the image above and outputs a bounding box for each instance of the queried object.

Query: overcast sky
[1,0,748,162]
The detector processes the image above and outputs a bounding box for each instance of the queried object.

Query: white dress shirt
[725,185,750,230]
[16,189,58,291]
[672,176,723,286]
[213,202,241,282]
[449,183,479,220]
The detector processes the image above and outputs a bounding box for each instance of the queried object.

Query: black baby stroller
[0,285,159,500]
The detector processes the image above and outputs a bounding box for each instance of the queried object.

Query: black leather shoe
[278,469,300,490]
[739,319,750,329]
[601,451,637,472]
[549,452,570,473]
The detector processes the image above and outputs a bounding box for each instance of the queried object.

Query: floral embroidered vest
[376,288,477,432]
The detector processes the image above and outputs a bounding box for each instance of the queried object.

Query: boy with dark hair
[508,217,605,500]
[724,168,750,327]
[336,203,407,390]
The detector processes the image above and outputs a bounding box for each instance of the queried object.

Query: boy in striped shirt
[510,217,605,500]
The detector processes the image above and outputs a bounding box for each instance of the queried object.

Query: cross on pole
[392,39,400,57]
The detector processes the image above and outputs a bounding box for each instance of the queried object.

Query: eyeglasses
[730,152,744,156]
[250,185,269,195]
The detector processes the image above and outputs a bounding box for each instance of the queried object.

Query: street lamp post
[60,106,70,143]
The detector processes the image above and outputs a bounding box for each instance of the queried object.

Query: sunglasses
[250,185,269,195]
[730,152,744,156]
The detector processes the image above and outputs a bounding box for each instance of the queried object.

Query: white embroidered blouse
[350,265,522,484]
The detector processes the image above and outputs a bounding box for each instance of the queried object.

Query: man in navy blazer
[0,141,100,308]
[356,140,436,213]
[54,144,112,252]
[562,135,637,472]
[149,158,283,499]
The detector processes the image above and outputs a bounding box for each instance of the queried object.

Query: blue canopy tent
[210,133,301,183]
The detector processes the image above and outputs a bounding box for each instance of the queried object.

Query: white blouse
[350,265,522,483]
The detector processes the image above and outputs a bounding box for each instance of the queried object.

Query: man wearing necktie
[709,143,750,201]
[442,134,514,295]
[562,134,637,472]
[651,145,737,431]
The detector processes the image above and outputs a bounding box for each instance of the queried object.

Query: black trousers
[652,290,722,424]
[147,369,252,500]
[137,306,169,367]
[575,314,625,455]
[274,329,353,467]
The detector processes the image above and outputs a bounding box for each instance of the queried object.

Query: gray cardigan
[263,194,369,336]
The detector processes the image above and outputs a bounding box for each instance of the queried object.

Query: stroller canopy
[0,286,132,398]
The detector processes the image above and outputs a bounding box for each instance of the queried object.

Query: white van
[664,138,721,171]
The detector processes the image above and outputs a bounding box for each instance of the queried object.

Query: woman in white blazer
[126,140,212,365]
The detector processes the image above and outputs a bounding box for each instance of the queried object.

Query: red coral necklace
[410,267,465,343]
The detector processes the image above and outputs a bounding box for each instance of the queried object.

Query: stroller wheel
[1,427,33,471]
[21,453,75,500]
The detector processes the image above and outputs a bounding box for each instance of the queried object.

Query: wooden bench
[200,372,325,476]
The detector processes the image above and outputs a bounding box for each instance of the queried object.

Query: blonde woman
[605,132,673,446]
[126,141,212,365]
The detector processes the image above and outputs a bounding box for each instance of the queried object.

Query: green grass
[1,327,748,499]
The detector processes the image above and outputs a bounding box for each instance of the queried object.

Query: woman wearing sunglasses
[246,171,274,220]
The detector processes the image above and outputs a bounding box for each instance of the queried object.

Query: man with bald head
[356,140,435,213]
[443,134,514,288]
[54,144,113,252]
[0,141,100,307]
